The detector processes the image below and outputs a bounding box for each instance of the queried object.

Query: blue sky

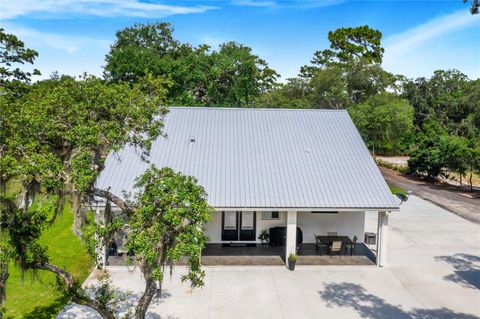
[1,0,479,81]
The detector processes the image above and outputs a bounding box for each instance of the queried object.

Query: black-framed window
[261,211,280,220]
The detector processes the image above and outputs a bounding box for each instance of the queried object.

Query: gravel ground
[380,167,480,224]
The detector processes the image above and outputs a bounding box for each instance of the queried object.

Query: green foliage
[388,185,408,196]
[344,60,396,104]
[407,120,479,182]
[308,66,350,109]
[104,22,278,106]
[259,25,394,109]
[0,28,40,94]
[2,73,170,236]
[349,92,413,155]
[255,78,312,108]
[82,215,124,268]
[206,42,279,106]
[127,166,212,289]
[402,70,474,131]
[301,25,384,76]
[407,120,447,179]
[104,22,185,84]
[258,230,270,242]
[4,199,93,319]
[464,0,479,14]
[288,253,297,262]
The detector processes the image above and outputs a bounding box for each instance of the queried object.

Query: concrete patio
[58,195,480,319]
[107,243,376,267]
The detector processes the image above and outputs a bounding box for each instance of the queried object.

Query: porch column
[376,211,389,267]
[285,211,297,267]
[95,209,108,269]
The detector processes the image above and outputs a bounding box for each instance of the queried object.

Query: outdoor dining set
[314,233,358,257]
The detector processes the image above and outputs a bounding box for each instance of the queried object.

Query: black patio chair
[314,234,328,255]
[345,236,358,256]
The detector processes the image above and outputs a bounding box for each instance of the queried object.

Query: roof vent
[190,136,196,143]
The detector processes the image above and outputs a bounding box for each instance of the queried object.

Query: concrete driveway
[58,196,480,319]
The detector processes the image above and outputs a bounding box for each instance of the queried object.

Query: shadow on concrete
[319,282,478,319]
[435,253,480,290]
[56,290,172,319]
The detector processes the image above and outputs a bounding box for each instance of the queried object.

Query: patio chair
[314,234,328,255]
[327,232,337,236]
[345,236,358,256]
[329,240,343,257]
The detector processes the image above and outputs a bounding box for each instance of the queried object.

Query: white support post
[285,211,297,268]
[376,211,389,267]
[95,209,108,269]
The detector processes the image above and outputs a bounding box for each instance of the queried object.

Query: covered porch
[103,209,390,268]
[201,243,376,266]
[203,209,391,268]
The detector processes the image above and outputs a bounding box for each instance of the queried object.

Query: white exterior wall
[204,210,365,243]
[297,211,365,243]
[204,211,287,243]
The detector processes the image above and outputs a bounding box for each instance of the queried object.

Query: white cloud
[383,10,480,79]
[2,23,109,55]
[1,0,217,20]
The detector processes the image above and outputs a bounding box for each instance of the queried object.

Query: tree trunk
[469,172,473,192]
[0,263,8,316]
[71,191,84,237]
[0,178,6,195]
[135,278,157,319]
[469,164,474,192]
[49,190,65,225]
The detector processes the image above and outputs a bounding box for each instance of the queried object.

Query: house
[94,107,399,267]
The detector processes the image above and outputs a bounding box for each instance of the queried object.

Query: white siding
[203,211,223,243]
[204,210,364,243]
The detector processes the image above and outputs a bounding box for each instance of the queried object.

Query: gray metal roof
[96,107,399,210]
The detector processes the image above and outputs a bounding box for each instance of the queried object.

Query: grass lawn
[388,184,408,196]
[4,200,93,319]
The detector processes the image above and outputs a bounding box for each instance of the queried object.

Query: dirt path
[380,167,480,224]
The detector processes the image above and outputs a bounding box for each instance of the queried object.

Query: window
[224,211,237,229]
[241,211,254,230]
[261,211,280,220]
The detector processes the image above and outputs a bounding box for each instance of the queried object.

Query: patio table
[316,236,354,256]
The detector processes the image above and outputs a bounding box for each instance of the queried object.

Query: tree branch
[75,297,116,319]
[34,263,116,319]
[34,263,75,288]
[93,188,133,215]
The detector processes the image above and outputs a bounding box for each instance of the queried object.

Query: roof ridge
[168,106,348,112]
